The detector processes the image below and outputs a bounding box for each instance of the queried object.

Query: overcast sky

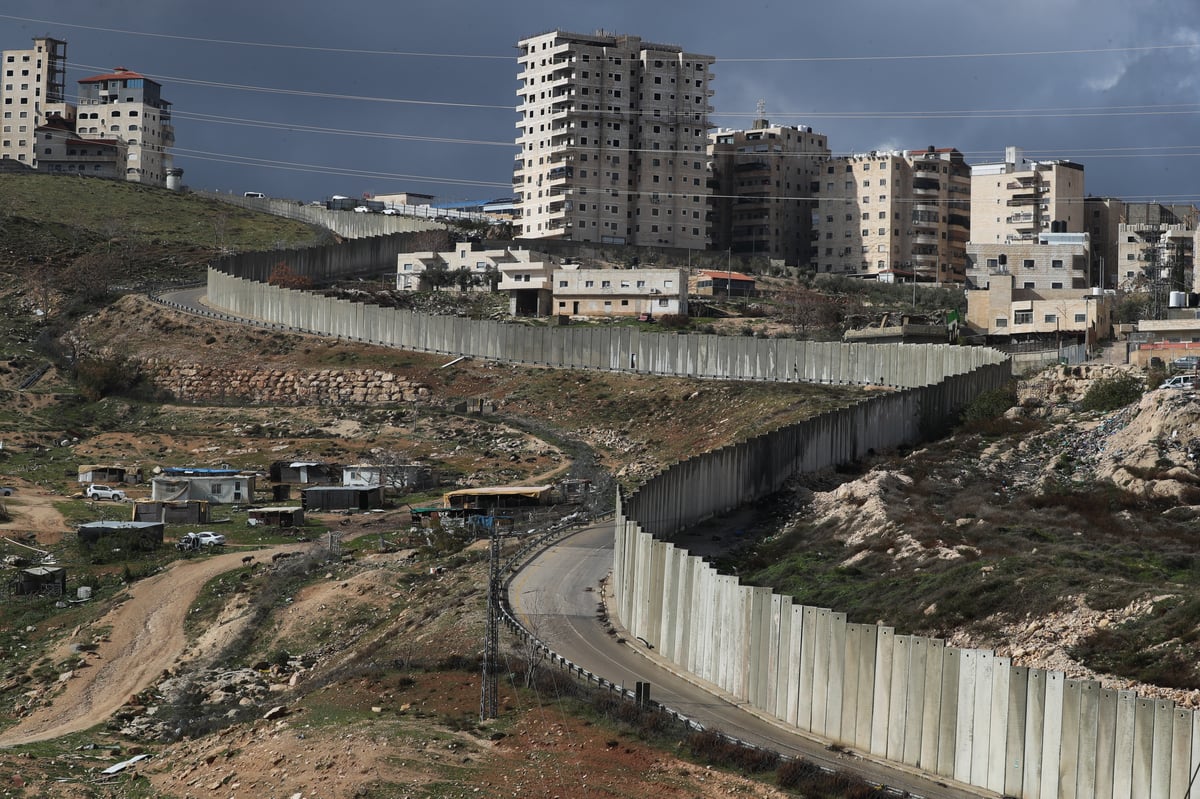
[4,1,1199,205]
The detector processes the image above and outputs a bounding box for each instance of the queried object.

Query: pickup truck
[86,484,127,501]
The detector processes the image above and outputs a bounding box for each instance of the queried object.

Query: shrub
[959,383,1017,424]
[1078,375,1143,412]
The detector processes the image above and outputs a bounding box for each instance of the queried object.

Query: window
[1022,259,1035,270]
[1044,314,1057,324]
[601,280,611,287]
[558,280,567,287]
[1052,259,1063,269]
[1051,282,1063,289]
[1014,310,1033,324]
[584,280,594,287]
[1074,313,1086,323]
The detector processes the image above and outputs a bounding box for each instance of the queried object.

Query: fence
[194,191,449,239]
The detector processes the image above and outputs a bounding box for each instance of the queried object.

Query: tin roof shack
[343,464,435,492]
[132,499,210,525]
[77,521,164,552]
[247,506,305,528]
[11,566,66,597]
[442,485,552,516]
[270,461,339,485]
[77,464,141,485]
[302,486,383,512]
[151,472,254,504]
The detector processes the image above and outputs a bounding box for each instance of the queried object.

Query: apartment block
[812,147,969,283]
[971,146,1084,245]
[1084,197,1124,290]
[36,116,126,179]
[551,266,686,318]
[513,30,714,248]
[707,116,829,267]
[965,232,1091,292]
[1115,203,1198,294]
[0,37,70,167]
[75,67,174,185]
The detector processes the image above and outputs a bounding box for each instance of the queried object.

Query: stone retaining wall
[140,360,430,406]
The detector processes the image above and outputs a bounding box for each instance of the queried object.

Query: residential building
[0,37,70,168]
[75,67,174,185]
[811,147,970,283]
[964,231,1112,344]
[513,30,714,248]
[707,115,829,266]
[36,116,126,178]
[397,242,553,314]
[1084,197,1124,289]
[691,269,755,297]
[970,146,1084,245]
[552,266,686,318]
[1115,203,1197,297]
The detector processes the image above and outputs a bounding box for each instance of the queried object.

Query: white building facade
[514,30,714,249]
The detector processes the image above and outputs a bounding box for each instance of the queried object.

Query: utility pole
[480,523,501,720]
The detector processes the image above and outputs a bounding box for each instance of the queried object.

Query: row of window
[997,311,1087,326]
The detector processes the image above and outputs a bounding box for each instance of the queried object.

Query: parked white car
[1160,375,1196,390]
[86,484,127,501]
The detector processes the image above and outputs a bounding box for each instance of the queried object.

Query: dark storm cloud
[2,1,1198,203]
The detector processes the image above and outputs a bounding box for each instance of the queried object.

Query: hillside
[0,175,1193,797]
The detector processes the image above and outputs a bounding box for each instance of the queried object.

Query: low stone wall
[140,360,431,406]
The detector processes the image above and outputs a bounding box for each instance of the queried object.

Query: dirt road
[0,543,306,748]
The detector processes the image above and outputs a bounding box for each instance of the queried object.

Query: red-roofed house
[75,66,174,186]
[692,269,757,297]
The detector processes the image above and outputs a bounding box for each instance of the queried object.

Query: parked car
[1172,355,1200,371]
[1160,375,1196,390]
[353,206,371,213]
[176,531,226,551]
[0,486,13,496]
[380,208,400,215]
[86,484,126,501]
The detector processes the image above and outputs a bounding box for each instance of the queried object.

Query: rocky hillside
[739,363,1200,706]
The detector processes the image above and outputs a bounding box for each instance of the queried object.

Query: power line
[66,62,513,111]
[5,13,1199,64]
[169,109,514,147]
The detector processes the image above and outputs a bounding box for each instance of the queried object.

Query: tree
[267,262,313,290]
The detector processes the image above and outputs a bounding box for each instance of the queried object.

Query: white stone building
[513,30,714,249]
[551,266,686,318]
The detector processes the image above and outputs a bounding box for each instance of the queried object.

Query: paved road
[160,284,987,797]
[507,522,990,799]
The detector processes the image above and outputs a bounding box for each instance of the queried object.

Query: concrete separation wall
[206,244,1137,795]
[195,190,449,239]
[612,392,1200,798]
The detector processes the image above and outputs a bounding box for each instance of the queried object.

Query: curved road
[158,286,986,796]
[508,523,988,799]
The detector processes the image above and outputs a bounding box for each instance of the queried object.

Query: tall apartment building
[513,30,714,248]
[707,116,829,267]
[1,37,70,167]
[811,147,969,283]
[75,67,174,185]
[1116,202,1198,294]
[1084,196,1124,290]
[970,146,1084,245]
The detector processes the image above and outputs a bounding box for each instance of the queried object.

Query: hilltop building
[1,36,70,167]
[1,37,175,186]
[513,30,714,249]
[75,67,174,185]
[707,114,829,267]
[811,147,970,283]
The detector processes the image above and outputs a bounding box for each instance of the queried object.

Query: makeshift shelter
[442,485,552,513]
[269,461,338,485]
[76,520,164,549]
[132,499,210,524]
[11,566,66,596]
[342,463,434,491]
[247,506,305,527]
[151,474,254,504]
[302,485,383,512]
[77,464,141,485]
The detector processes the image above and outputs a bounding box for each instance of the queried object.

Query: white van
[243,191,265,198]
[1160,375,1196,390]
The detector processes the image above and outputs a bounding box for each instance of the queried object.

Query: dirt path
[0,543,307,748]
[0,482,71,546]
